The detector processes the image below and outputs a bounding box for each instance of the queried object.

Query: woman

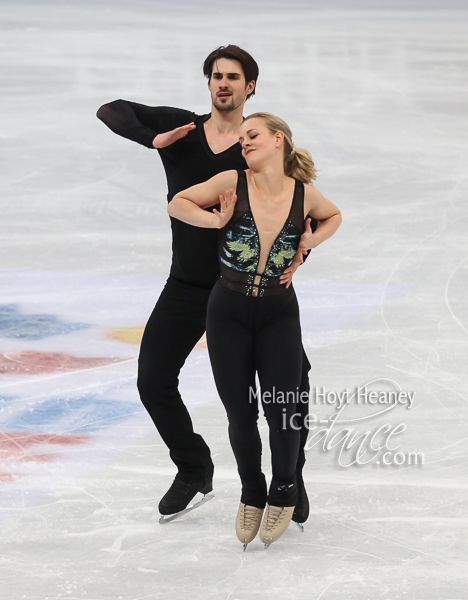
[168,112,341,548]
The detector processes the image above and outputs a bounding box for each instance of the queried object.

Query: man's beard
[213,96,239,112]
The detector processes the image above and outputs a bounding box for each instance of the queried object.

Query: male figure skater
[97,45,312,524]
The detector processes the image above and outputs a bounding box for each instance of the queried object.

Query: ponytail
[285,144,317,183]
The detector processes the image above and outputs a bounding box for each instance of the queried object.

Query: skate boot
[159,473,213,521]
[292,474,309,532]
[259,504,295,547]
[235,503,264,551]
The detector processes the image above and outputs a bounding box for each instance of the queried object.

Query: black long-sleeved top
[97,100,248,288]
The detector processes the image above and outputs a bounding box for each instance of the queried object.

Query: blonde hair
[243,112,317,183]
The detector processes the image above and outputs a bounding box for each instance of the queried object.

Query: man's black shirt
[97,100,248,288]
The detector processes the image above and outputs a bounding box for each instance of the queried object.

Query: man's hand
[152,122,196,148]
[213,189,237,229]
[279,218,316,288]
[279,250,304,288]
[300,217,317,251]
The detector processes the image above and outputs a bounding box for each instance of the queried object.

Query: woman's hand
[213,189,237,229]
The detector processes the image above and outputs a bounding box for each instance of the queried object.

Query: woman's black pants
[137,276,310,494]
[206,280,304,508]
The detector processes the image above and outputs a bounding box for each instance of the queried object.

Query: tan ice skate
[259,504,295,548]
[235,503,264,551]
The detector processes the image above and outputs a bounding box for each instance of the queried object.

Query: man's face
[208,58,255,113]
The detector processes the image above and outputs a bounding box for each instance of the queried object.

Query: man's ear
[246,80,255,96]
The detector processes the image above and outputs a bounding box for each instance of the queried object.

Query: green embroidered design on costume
[266,248,296,272]
[220,212,259,273]
[220,211,301,278]
[263,220,300,277]
[226,240,257,264]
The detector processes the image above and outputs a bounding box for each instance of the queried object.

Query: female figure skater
[168,113,341,548]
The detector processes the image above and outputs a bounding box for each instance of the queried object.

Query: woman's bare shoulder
[303,182,325,208]
[210,169,240,186]
[304,182,322,195]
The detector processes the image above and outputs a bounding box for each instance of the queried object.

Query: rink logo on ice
[0,304,90,340]
[1,394,143,434]
[0,394,143,483]
[277,378,425,468]
[0,351,126,375]
[0,431,89,480]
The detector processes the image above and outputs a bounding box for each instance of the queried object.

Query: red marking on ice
[0,432,89,468]
[0,351,125,375]
[0,472,22,482]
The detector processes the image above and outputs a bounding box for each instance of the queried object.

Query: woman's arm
[168,170,239,228]
[301,185,342,251]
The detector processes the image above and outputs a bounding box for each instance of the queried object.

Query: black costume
[207,171,306,508]
[96,102,312,503]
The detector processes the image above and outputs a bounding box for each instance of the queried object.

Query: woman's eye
[250,134,258,139]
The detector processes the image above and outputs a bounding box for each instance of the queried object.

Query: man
[97,45,312,525]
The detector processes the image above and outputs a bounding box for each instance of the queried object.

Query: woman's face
[239,118,281,167]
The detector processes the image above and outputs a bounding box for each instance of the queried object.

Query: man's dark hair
[202,45,259,100]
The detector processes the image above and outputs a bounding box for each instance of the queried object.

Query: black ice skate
[158,474,214,524]
[291,474,309,533]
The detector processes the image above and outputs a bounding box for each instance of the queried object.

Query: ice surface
[1,1,468,599]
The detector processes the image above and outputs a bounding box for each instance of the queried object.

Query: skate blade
[243,543,248,552]
[159,493,214,524]
[295,522,305,533]
[264,543,271,549]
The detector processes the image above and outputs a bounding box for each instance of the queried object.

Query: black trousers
[137,275,310,492]
[206,281,306,508]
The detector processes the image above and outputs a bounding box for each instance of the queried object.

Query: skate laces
[263,505,286,531]
[241,505,262,530]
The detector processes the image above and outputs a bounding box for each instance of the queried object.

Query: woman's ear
[275,131,284,147]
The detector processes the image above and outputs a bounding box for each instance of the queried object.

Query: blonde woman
[168,113,341,548]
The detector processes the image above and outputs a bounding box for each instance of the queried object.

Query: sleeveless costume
[219,170,306,297]
[206,171,306,508]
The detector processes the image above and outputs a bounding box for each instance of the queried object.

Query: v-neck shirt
[97,101,248,287]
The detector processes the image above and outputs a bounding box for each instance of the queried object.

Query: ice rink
[1,1,468,598]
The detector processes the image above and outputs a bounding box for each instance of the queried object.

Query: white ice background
[1,1,468,599]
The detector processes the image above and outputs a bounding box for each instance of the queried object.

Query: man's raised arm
[96,100,197,149]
